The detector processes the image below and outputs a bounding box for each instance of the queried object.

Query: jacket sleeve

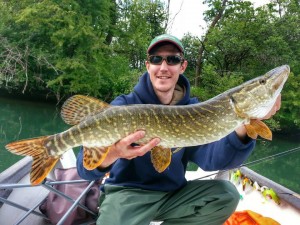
[187,131,256,171]
[76,96,127,180]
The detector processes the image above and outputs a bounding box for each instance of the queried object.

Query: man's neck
[155,89,174,105]
[155,84,185,105]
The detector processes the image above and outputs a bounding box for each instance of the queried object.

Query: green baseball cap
[147,34,184,54]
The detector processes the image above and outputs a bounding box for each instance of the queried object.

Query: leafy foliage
[0,0,299,130]
[191,63,244,101]
[196,0,300,130]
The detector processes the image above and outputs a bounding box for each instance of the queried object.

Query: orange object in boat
[224,210,280,225]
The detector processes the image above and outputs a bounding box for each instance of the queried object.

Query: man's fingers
[134,138,161,157]
[114,130,160,159]
[127,138,160,159]
[118,130,146,146]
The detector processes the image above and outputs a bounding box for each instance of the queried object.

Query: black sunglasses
[148,55,184,65]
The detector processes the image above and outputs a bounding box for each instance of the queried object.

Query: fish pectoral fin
[245,119,272,140]
[31,155,59,185]
[83,146,110,170]
[61,95,111,125]
[151,146,172,173]
[244,124,258,139]
[5,135,59,185]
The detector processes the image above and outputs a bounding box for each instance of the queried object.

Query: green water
[0,96,69,171]
[246,135,300,194]
[0,97,299,193]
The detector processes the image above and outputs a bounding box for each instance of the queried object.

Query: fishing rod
[242,145,300,167]
[192,145,300,181]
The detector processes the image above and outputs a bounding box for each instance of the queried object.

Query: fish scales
[5,65,290,185]
[54,95,240,150]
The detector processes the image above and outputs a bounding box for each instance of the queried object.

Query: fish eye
[259,79,266,85]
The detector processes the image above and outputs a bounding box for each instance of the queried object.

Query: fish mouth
[271,65,290,96]
[255,65,290,118]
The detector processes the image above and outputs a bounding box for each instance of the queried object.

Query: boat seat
[0,174,98,225]
[0,173,51,225]
[0,150,97,225]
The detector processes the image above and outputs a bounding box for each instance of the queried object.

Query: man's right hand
[98,130,160,169]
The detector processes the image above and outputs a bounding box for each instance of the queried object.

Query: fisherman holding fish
[76,34,282,225]
[6,34,286,224]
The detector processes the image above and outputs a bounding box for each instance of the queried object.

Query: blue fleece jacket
[77,72,255,192]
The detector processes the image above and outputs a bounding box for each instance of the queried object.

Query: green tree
[1,0,299,130]
[0,0,168,101]
[187,0,300,130]
[0,0,131,101]
[113,0,167,71]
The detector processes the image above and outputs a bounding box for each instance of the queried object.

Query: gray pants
[97,180,239,225]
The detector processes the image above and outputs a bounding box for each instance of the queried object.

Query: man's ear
[145,61,150,71]
[180,60,188,73]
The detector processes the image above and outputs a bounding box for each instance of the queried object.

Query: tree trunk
[195,0,228,86]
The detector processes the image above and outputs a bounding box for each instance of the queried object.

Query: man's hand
[235,94,282,141]
[98,131,160,169]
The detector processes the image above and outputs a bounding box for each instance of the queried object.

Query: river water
[0,96,299,193]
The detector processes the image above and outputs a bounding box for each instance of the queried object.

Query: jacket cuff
[227,131,256,151]
[96,164,113,174]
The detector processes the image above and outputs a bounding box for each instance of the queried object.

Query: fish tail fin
[5,136,49,157]
[5,136,59,185]
[31,154,59,185]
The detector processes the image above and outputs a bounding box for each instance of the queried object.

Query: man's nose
[159,59,168,70]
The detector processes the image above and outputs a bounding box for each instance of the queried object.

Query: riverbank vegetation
[0,0,299,131]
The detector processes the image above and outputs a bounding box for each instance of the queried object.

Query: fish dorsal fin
[61,95,110,125]
[151,146,172,173]
[83,146,110,170]
[245,119,272,140]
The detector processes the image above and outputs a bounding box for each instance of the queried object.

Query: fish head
[230,65,290,119]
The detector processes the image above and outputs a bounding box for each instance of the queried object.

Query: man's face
[146,44,187,94]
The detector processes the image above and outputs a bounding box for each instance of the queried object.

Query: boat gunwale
[239,167,300,210]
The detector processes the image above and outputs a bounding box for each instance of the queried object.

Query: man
[77,34,281,225]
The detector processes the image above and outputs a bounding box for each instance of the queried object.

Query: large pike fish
[5,65,290,185]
